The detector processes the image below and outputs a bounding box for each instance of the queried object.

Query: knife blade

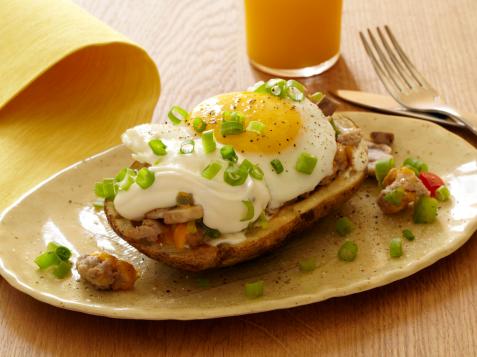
[332,90,465,128]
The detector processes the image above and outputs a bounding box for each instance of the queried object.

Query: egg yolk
[188,92,301,154]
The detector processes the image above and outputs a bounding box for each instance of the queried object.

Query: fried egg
[114,90,337,234]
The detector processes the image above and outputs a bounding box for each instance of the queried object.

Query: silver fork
[360,26,477,136]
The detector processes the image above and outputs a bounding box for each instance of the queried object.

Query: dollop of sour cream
[114,124,270,234]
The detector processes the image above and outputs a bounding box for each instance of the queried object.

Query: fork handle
[433,105,477,136]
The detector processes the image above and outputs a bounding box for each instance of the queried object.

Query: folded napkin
[0,0,160,210]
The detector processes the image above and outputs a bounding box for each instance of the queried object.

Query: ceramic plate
[1,112,476,320]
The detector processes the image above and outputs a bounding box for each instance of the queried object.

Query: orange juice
[244,0,343,76]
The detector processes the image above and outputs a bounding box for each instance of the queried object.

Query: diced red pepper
[419,172,445,196]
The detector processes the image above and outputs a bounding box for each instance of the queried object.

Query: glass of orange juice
[244,0,343,77]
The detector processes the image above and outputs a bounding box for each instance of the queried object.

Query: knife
[332,90,465,128]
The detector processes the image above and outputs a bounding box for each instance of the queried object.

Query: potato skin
[104,119,367,271]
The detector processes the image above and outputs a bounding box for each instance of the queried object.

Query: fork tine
[376,27,415,89]
[367,29,407,92]
[359,31,400,98]
[384,26,433,89]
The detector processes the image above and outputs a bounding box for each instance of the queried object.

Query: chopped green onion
[436,185,450,202]
[244,280,264,299]
[413,196,438,224]
[221,120,244,136]
[383,187,405,206]
[224,163,248,186]
[338,240,358,262]
[254,212,268,229]
[310,91,325,104]
[168,105,188,125]
[329,118,341,137]
[239,159,253,172]
[375,157,395,185]
[246,120,266,134]
[220,145,238,162]
[115,167,128,182]
[266,78,286,97]
[196,277,210,288]
[199,221,221,238]
[100,179,117,199]
[249,164,264,180]
[298,258,317,272]
[117,173,135,191]
[223,111,245,123]
[192,117,207,133]
[55,246,71,261]
[136,168,155,189]
[52,261,72,279]
[250,80,268,93]
[180,140,195,154]
[94,182,105,198]
[285,80,305,102]
[270,159,284,174]
[34,251,60,269]
[402,229,415,241]
[390,238,403,258]
[149,139,167,156]
[403,157,428,174]
[201,130,216,153]
[295,152,318,175]
[241,200,255,221]
[201,161,222,180]
[93,198,105,209]
[47,242,60,252]
[336,217,354,236]
[176,192,194,205]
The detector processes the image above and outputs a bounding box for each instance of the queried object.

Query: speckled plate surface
[0,112,476,320]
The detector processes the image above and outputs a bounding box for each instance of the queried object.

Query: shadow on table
[2,231,476,356]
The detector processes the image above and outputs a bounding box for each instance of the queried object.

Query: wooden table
[2,0,477,355]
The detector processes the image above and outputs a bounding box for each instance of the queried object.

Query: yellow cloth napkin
[0,0,160,210]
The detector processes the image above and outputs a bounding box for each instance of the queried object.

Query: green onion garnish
[295,152,318,175]
[224,163,248,186]
[402,229,415,241]
[435,185,450,201]
[310,91,325,104]
[246,120,266,134]
[192,117,207,133]
[115,167,128,182]
[117,173,135,191]
[55,246,71,261]
[383,187,405,206]
[336,217,354,236]
[298,258,317,272]
[220,145,238,162]
[413,196,438,224]
[266,78,286,97]
[34,251,60,269]
[223,111,245,123]
[403,157,428,175]
[329,118,341,137]
[149,139,167,156]
[244,280,264,299]
[199,221,221,238]
[375,157,395,185]
[168,105,188,125]
[241,200,255,221]
[201,130,216,153]
[96,178,117,200]
[53,261,73,279]
[270,159,284,174]
[94,182,105,198]
[338,240,358,262]
[254,212,268,229]
[135,168,155,189]
[250,80,267,93]
[47,242,60,252]
[221,120,244,136]
[390,238,403,258]
[249,164,264,180]
[180,140,195,154]
[285,80,305,102]
[239,159,253,172]
[201,161,222,180]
